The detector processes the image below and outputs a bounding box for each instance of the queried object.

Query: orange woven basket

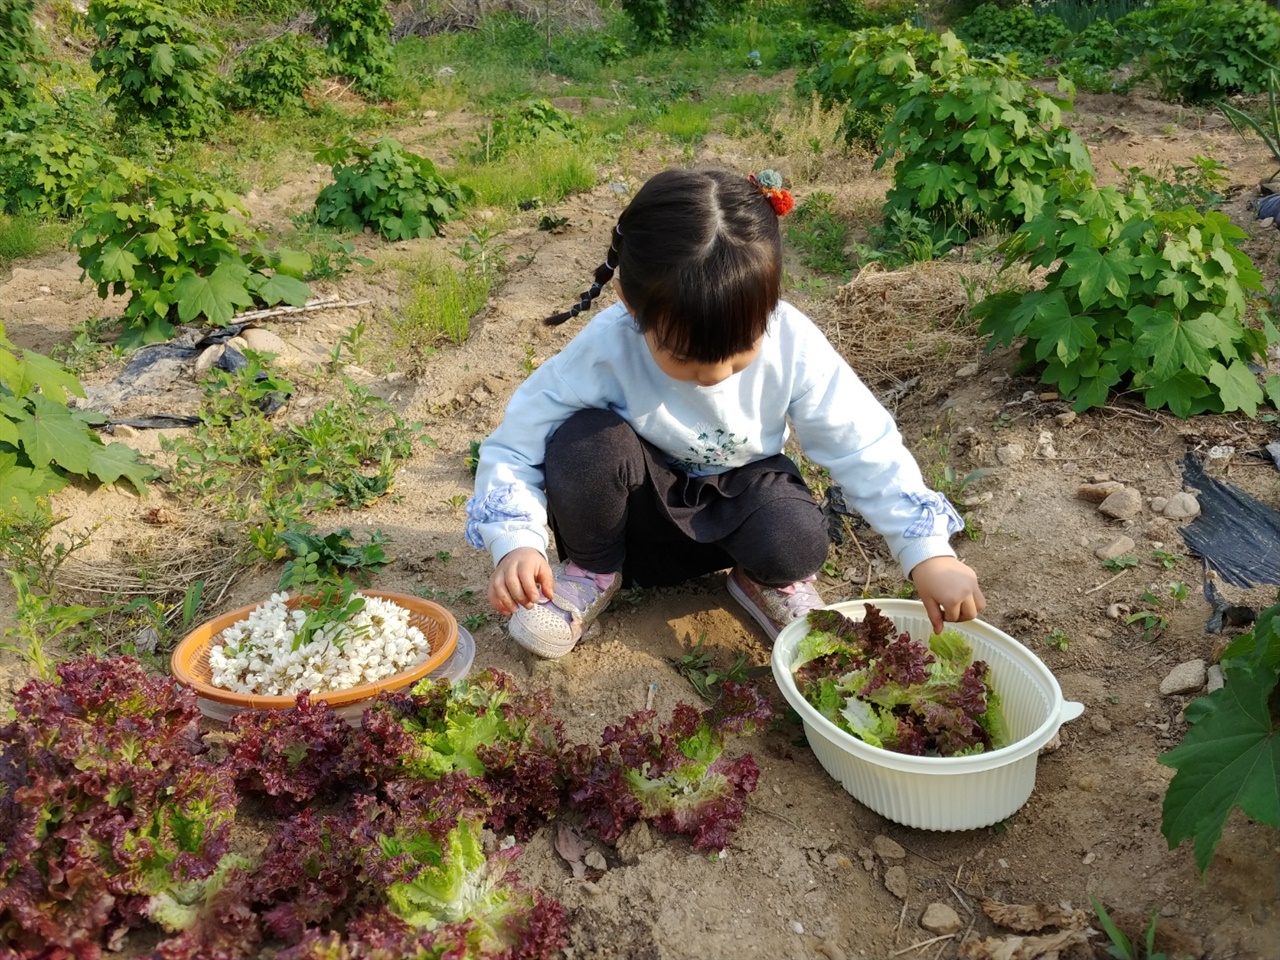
[171,591,458,712]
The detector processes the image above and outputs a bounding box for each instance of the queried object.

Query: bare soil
[2,89,1279,960]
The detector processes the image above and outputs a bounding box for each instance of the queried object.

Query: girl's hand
[489,547,555,616]
[910,556,985,635]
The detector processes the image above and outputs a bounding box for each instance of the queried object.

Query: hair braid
[544,225,623,326]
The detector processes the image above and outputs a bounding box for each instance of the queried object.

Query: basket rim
[171,589,458,711]
[771,598,1081,774]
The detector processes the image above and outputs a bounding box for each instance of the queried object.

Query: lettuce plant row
[0,658,772,959]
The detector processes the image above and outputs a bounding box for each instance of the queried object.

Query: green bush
[956,2,1071,60]
[0,99,107,218]
[1,324,155,514]
[0,0,44,117]
[622,0,718,46]
[478,100,581,161]
[1115,0,1280,101]
[314,136,471,241]
[973,178,1276,416]
[312,0,395,98]
[809,0,919,30]
[87,0,222,138]
[229,32,325,115]
[72,158,312,347]
[863,30,1094,240]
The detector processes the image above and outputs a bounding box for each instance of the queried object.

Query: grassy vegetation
[392,254,494,353]
[0,214,71,270]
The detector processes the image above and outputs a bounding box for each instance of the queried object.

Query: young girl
[466,168,984,659]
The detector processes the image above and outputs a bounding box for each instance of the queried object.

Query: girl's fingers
[517,566,543,608]
[923,597,945,635]
[489,579,514,616]
[973,584,987,615]
[536,563,556,600]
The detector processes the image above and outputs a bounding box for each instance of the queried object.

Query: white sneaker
[508,562,621,659]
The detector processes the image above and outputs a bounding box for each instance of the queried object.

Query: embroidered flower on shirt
[903,491,965,538]
[672,425,747,472]
[465,483,534,548]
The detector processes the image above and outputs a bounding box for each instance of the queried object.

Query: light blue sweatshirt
[466,300,962,577]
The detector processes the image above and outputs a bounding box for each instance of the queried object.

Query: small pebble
[1090,715,1112,735]
[1106,602,1131,620]
[791,921,805,935]
[581,881,602,897]
[1055,411,1077,426]
[1095,535,1136,561]
[996,443,1025,465]
[1077,480,1125,502]
[920,902,962,935]
[997,858,1010,868]
[872,836,906,861]
[1099,487,1143,519]
[1162,492,1200,520]
[584,850,607,871]
[1150,496,1168,513]
[884,865,909,900]
[956,362,980,377]
[1083,851,1097,865]
[1207,664,1224,693]
[1160,659,1207,696]
[37,284,52,295]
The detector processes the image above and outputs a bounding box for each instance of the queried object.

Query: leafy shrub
[1115,0,1280,101]
[1160,601,1279,874]
[787,191,851,274]
[870,31,1094,240]
[87,0,222,138]
[973,178,1276,416]
[0,657,241,957]
[622,0,718,46]
[0,324,156,514]
[478,99,581,161]
[1118,154,1228,212]
[1068,15,1125,70]
[72,158,312,347]
[312,0,395,98]
[229,31,325,114]
[805,22,941,144]
[0,0,44,117]
[810,0,918,30]
[314,136,471,241]
[0,103,107,218]
[955,2,1071,60]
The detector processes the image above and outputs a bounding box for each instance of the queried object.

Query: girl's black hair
[544,168,783,363]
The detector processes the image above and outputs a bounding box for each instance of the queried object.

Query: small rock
[227,336,249,352]
[1207,445,1234,462]
[1039,732,1062,754]
[1035,429,1057,458]
[1160,659,1207,696]
[1083,851,1097,865]
[1077,480,1125,502]
[996,443,1025,465]
[824,852,853,872]
[960,492,993,507]
[194,344,224,376]
[1090,715,1112,735]
[1099,487,1143,519]
[609,181,630,195]
[871,836,906,861]
[1087,473,1112,483]
[132,625,159,655]
[956,362,980,377]
[384,371,406,383]
[856,847,875,871]
[1160,903,1178,918]
[37,284,52,295]
[581,881,602,896]
[1077,775,1097,791]
[1161,493,1200,520]
[584,849,607,871]
[1055,411,1077,426]
[920,903,962,936]
[1206,664,1224,693]
[1106,602,1131,620]
[112,424,138,439]
[1094,535,1136,561]
[997,858,1009,868]
[816,942,849,960]
[883,865,909,900]
[241,328,287,355]
[790,921,805,935]
[1150,496,1168,513]
[1038,391,1059,402]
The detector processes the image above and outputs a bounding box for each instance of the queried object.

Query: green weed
[456,143,598,210]
[0,214,70,269]
[393,255,492,351]
[1102,555,1140,571]
[786,191,850,275]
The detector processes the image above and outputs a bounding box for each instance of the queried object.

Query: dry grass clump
[747,94,872,186]
[823,260,1040,392]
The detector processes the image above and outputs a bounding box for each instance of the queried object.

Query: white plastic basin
[771,599,1084,831]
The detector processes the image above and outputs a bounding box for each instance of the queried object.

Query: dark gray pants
[544,409,829,588]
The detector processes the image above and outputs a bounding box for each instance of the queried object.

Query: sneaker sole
[725,573,781,640]
[508,617,576,660]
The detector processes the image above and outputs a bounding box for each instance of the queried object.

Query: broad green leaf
[150,43,175,77]
[1062,246,1134,309]
[1024,290,1095,363]
[255,273,311,307]
[97,243,140,282]
[1207,360,1262,417]
[19,350,85,404]
[1160,654,1280,874]
[87,440,157,494]
[0,451,67,516]
[14,395,99,475]
[1141,372,1214,418]
[173,262,255,325]
[1131,306,1215,379]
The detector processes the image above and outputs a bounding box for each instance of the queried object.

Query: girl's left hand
[910,556,985,634]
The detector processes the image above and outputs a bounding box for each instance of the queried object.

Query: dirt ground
[3,88,1280,960]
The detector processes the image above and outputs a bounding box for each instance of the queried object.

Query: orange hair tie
[749,170,794,217]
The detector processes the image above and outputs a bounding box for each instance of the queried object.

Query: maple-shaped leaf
[1025,290,1095,363]
[1160,628,1280,873]
[0,451,67,515]
[1062,246,1134,309]
[96,242,140,283]
[1139,369,1215,418]
[1131,305,1215,379]
[1207,359,1262,417]
[87,440,157,494]
[254,273,311,307]
[18,350,85,404]
[172,261,255,325]
[14,395,96,475]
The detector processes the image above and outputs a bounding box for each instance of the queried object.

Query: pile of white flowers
[208,592,432,696]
